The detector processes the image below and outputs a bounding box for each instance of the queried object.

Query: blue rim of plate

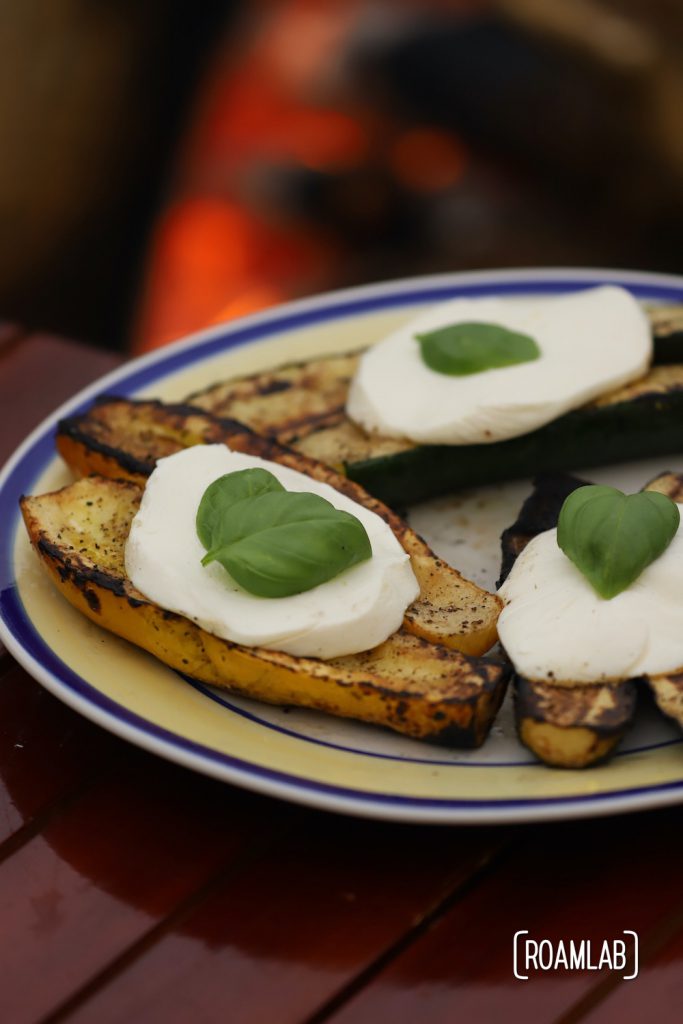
[3,266,683,824]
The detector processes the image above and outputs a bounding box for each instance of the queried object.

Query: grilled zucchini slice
[21,476,510,746]
[182,306,683,506]
[500,470,683,768]
[56,398,501,656]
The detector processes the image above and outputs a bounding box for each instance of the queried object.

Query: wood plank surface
[0,661,121,848]
[54,819,512,1024]
[0,333,125,832]
[320,810,683,1024]
[0,332,118,466]
[0,749,291,1024]
[0,323,23,350]
[575,918,683,1023]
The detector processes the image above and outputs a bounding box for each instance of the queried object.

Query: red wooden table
[2,329,683,1024]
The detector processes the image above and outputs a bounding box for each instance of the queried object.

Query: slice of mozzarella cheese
[346,285,651,445]
[125,445,419,660]
[497,508,683,682]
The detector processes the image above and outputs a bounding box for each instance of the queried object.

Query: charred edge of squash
[35,535,144,609]
[91,393,252,434]
[26,505,510,745]
[57,420,153,480]
[514,675,638,768]
[57,396,253,478]
[431,664,511,748]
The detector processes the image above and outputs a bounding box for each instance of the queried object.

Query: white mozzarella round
[125,445,419,660]
[497,507,683,682]
[346,285,651,445]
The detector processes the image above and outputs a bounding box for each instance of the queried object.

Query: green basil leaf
[196,468,284,551]
[554,485,621,568]
[198,483,372,598]
[557,485,680,599]
[416,321,541,376]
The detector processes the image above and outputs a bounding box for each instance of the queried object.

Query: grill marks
[187,353,360,443]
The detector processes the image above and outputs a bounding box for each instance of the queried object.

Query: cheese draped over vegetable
[346,286,651,445]
[125,445,419,659]
[498,507,683,683]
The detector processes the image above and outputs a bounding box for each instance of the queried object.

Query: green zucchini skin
[653,336,683,364]
[347,389,683,507]
[651,306,683,364]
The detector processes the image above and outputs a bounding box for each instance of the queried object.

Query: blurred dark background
[1,0,682,354]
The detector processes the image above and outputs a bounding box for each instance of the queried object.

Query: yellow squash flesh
[22,476,510,746]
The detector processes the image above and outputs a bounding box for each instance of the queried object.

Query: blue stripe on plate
[185,678,683,768]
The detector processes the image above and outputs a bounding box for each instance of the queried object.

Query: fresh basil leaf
[554,485,621,568]
[198,484,372,598]
[557,485,680,599]
[196,468,284,551]
[416,321,541,376]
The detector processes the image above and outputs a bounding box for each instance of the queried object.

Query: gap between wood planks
[299,836,518,1024]
[42,802,309,1023]
[555,900,683,1024]
[0,753,122,868]
[39,816,518,1023]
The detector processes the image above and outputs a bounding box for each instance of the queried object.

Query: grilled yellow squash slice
[22,475,510,746]
[56,398,501,656]
[500,471,683,768]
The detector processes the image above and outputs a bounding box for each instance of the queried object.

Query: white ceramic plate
[2,268,683,823]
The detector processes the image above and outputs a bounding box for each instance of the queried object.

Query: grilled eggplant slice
[515,677,638,770]
[501,470,683,767]
[185,344,683,507]
[56,398,501,656]
[21,476,510,746]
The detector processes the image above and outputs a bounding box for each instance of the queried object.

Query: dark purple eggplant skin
[497,471,589,588]
[498,471,640,767]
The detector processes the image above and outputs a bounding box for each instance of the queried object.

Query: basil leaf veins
[196,467,284,552]
[196,468,372,598]
[557,484,680,600]
[416,321,541,376]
